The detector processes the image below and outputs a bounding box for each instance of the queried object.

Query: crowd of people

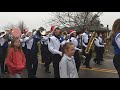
[0,18,120,78]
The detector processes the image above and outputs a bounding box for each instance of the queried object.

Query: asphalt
[20,56,118,78]
[1,54,118,78]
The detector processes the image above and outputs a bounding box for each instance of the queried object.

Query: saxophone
[85,31,96,54]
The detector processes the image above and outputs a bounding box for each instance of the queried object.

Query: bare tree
[17,21,27,33]
[47,12,103,31]
[3,23,16,30]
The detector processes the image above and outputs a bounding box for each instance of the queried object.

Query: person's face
[54,28,61,36]
[14,39,21,48]
[100,33,102,37]
[85,29,88,33]
[65,45,75,57]
[73,32,76,37]
[96,33,98,37]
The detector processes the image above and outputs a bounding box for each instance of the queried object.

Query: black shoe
[86,66,92,69]
[33,76,37,78]
[97,63,102,65]
[93,60,97,64]
[83,63,86,65]
[101,59,104,62]
[45,69,51,73]
[1,73,5,78]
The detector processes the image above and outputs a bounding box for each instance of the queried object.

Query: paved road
[19,56,118,78]
[2,55,118,78]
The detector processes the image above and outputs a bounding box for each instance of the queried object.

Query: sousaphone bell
[40,29,47,36]
[39,27,47,36]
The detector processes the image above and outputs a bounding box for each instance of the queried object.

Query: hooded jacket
[6,48,26,74]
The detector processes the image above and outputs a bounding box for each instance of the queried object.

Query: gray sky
[0,12,119,32]
[100,12,120,30]
[0,12,51,32]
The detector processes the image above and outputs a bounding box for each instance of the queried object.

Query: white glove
[59,52,63,56]
[79,49,82,52]
[33,31,37,36]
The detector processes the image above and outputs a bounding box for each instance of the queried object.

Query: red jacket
[6,48,26,75]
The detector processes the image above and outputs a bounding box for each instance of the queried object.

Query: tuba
[39,27,47,36]
[40,29,47,36]
[37,27,46,37]
[85,31,96,54]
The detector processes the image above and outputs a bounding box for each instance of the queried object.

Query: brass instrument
[85,31,96,54]
[62,31,68,40]
[40,30,47,36]
[39,27,47,36]
[62,31,67,37]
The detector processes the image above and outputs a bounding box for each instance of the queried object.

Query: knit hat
[50,26,59,34]
[69,30,76,35]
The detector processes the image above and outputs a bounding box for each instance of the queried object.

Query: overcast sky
[0,12,120,32]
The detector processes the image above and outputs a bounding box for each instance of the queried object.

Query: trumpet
[85,31,96,54]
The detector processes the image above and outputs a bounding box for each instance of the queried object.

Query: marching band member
[48,26,62,78]
[77,32,86,63]
[40,27,52,73]
[60,31,69,46]
[40,27,47,63]
[67,30,82,72]
[21,29,29,56]
[0,32,7,74]
[111,19,120,78]
[0,31,12,76]
[93,33,105,65]
[21,33,27,57]
[20,31,40,78]
[98,33,105,62]
[82,29,92,69]
[61,36,69,47]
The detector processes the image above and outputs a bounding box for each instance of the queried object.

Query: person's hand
[82,55,86,59]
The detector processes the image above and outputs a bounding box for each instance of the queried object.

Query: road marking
[39,62,117,74]
[80,67,117,74]
[39,62,45,64]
